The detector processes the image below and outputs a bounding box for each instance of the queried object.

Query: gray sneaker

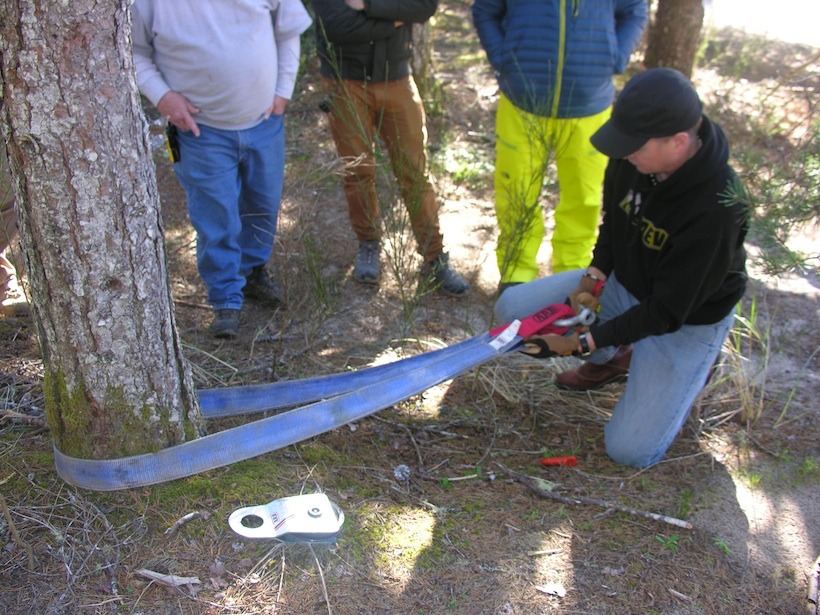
[210,308,240,339]
[243,266,285,307]
[421,253,470,297]
[353,240,381,285]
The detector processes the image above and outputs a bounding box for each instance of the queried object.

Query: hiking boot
[555,345,632,391]
[210,309,240,339]
[353,240,381,285]
[243,266,285,308]
[0,277,30,317]
[421,253,470,297]
[0,297,30,317]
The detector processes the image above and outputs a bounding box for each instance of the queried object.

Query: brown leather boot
[555,345,633,391]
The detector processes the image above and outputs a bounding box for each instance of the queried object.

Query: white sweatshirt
[131,0,312,130]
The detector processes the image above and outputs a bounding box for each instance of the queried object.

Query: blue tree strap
[54,332,512,490]
[197,336,481,417]
[53,304,583,491]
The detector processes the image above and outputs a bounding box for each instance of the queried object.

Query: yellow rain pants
[494,93,610,281]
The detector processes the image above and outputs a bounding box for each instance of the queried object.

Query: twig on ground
[475,418,497,468]
[528,549,561,556]
[424,458,449,473]
[0,475,35,568]
[808,555,819,613]
[309,543,333,615]
[136,568,201,589]
[172,298,211,310]
[276,546,286,609]
[668,588,693,601]
[535,582,567,597]
[164,510,212,536]
[495,462,693,530]
[372,415,424,467]
[441,473,480,482]
[0,408,47,428]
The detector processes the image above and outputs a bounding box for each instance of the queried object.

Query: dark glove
[521,333,579,359]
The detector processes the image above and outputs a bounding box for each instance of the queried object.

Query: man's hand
[266,96,289,118]
[157,91,200,136]
[567,268,606,313]
[521,332,580,359]
[345,0,365,10]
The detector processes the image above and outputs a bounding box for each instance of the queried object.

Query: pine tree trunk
[0,0,204,460]
[412,22,434,101]
[644,0,705,78]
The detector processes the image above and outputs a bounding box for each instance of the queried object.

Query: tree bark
[644,0,705,78]
[0,0,204,460]
[412,22,434,102]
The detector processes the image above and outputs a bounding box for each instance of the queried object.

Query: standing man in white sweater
[0,140,29,316]
[131,0,312,338]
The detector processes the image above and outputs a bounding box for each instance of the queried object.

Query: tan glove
[521,332,580,358]
[567,272,605,313]
[574,291,599,314]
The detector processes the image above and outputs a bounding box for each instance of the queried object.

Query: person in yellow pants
[472,0,648,290]
[494,95,611,282]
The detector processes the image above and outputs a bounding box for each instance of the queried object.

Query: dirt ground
[1,3,819,614]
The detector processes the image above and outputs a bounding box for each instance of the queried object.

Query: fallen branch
[0,408,47,429]
[164,510,211,536]
[0,475,35,569]
[669,588,692,601]
[136,568,201,588]
[495,462,693,530]
[528,548,560,556]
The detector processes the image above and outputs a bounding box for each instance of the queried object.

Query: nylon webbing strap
[201,302,575,418]
[54,304,577,491]
[197,336,479,418]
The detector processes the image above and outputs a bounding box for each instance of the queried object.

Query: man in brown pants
[312,0,470,297]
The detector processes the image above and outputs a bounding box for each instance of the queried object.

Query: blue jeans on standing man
[494,270,734,467]
[174,116,285,311]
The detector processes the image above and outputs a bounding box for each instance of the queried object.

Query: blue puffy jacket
[472,0,647,118]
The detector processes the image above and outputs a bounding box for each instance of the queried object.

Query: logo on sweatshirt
[618,190,638,216]
[620,190,669,250]
[639,219,669,250]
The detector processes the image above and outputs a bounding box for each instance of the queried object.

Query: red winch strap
[489,302,576,339]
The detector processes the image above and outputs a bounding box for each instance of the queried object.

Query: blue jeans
[494,270,734,467]
[174,117,285,310]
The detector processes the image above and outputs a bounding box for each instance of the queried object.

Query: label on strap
[516,303,575,338]
[489,319,521,350]
[490,303,576,342]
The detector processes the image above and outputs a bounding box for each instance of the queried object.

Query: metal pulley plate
[228,493,344,543]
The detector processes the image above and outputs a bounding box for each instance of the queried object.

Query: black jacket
[590,115,749,349]
[312,0,437,82]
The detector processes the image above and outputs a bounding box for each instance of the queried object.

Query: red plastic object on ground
[539,456,578,467]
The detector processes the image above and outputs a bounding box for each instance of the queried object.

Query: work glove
[571,291,599,315]
[567,277,603,314]
[521,332,579,359]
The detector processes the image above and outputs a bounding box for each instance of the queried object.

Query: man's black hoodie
[590,115,749,349]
